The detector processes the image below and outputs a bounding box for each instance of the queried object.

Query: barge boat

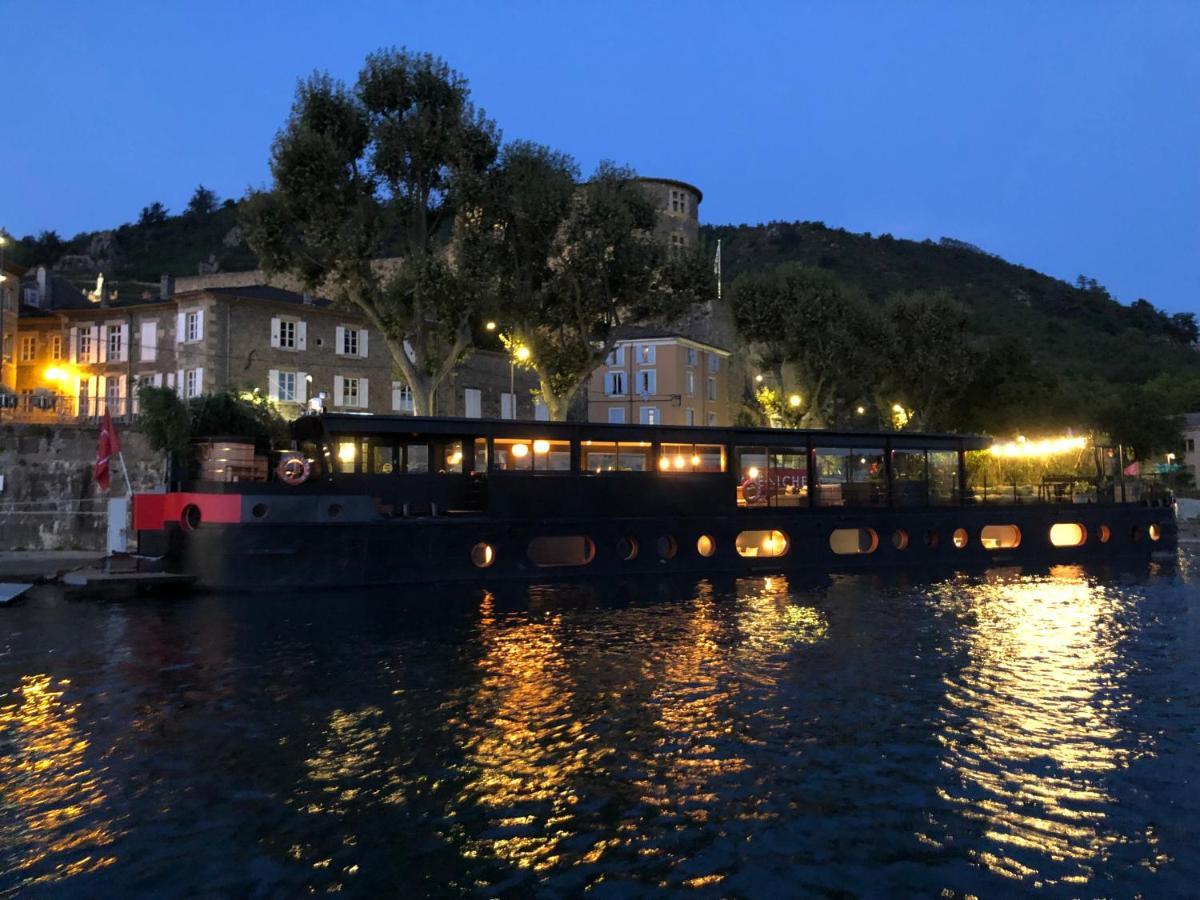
[133,414,1178,590]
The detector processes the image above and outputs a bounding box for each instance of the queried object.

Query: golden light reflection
[929,567,1140,888]
[0,674,118,889]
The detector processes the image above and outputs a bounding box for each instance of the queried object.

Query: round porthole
[657,535,678,560]
[892,529,909,550]
[1131,525,1142,542]
[251,503,269,520]
[1149,523,1162,542]
[617,536,639,562]
[1098,525,1112,543]
[328,503,344,519]
[952,528,969,549]
[471,542,495,568]
[696,534,716,557]
[180,504,201,531]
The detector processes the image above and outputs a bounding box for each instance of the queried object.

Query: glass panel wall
[769,447,808,507]
[737,446,768,507]
[659,443,726,473]
[814,447,886,506]
[617,442,652,471]
[493,437,571,472]
[891,449,927,506]
[929,450,960,505]
[403,442,429,473]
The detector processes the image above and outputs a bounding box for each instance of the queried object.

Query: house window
[636,369,656,396]
[50,335,62,361]
[279,319,296,349]
[606,346,625,367]
[707,377,717,401]
[607,407,626,424]
[278,371,297,402]
[342,377,360,408]
[639,406,659,425]
[501,392,516,419]
[78,329,91,361]
[342,327,360,356]
[1188,439,1196,452]
[604,371,627,396]
[185,311,201,343]
[687,348,699,366]
[19,335,36,362]
[707,412,717,426]
[185,369,201,398]
[106,378,122,415]
[464,387,482,418]
[108,324,122,360]
[686,408,695,426]
[638,344,656,364]
[392,381,414,413]
[686,370,695,396]
[708,354,720,373]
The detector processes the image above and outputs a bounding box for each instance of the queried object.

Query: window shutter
[118,323,129,362]
[359,330,368,358]
[152,373,162,387]
[268,369,280,402]
[176,312,186,345]
[69,327,78,364]
[535,401,549,421]
[358,378,368,409]
[296,372,307,404]
[96,375,107,415]
[97,326,108,363]
[335,326,344,355]
[86,375,99,416]
[195,310,205,341]
[140,321,156,362]
[297,321,307,350]
[333,375,344,406]
[117,375,127,415]
[175,369,184,396]
[270,317,281,348]
[392,381,402,411]
[194,367,204,396]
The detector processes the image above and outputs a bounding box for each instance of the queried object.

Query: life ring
[277,453,311,486]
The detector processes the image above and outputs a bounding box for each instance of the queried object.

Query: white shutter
[333,375,344,406]
[140,321,157,362]
[195,309,205,341]
[464,388,481,418]
[69,327,78,363]
[176,312,186,345]
[335,326,345,356]
[359,330,368,358]
[193,367,204,397]
[392,381,403,411]
[270,317,281,348]
[97,325,108,363]
[297,321,307,350]
[96,375,107,414]
[296,372,307,403]
[131,376,139,415]
[535,401,549,421]
[152,373,163,387]
[118,323,129,362]
[117,375,127,415]
[358,378,368,409]
[174,369,183,396]
[268,369,280,401]
[86,375,99,417]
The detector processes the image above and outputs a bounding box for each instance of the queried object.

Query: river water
[2,554,1198,897]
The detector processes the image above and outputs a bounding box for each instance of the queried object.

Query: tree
[186,184,219,218]
[880,289,978,431]
[732,263,882,428]
[138,202,168,227]
[241,48,499,415]
[467,149,712,419]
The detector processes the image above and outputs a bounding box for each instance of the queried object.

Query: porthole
[1149,523,1162,542]
[180,504,202,531]
[657,535,678,560]
[1098,525,1111,543]
[696,534,716,557]
[471,542,495,568]
[980,525,1021,549]
[617,536,639,562]
[528,535,596,568]
[1049,523,1087,547]
[926,530,940,549]
[952,528,969,549]
[830,528,878,555]
[735,530,789,558]
[328,503,344,519]
[1131,525,1142,543]
[892,529,909,550]
[251,503,269,520]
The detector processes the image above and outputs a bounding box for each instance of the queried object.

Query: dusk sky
[3,1,1197,312]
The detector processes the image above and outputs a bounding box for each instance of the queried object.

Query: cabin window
[473,438,488,472]
[737,447,768,507]
[892,450,927,506]
[813,447,886,507]
[528,535,596,567]
[952,528,969,549]
[335,440,357,473]
[617,536,638,561]
[929,450,960,505]
[892,529,909,550]
[403,443,429,473]
[696,534,716,557]
[441,440,465,473]
[1098,525,1111,543]
[829,528,878,555]
[471,543,495,568]
[980,524,1021,549]
[1149,523,1162,542]
[365,437,395,474]
[1049,523,1087,547]
[659,443,725,473]
[494,438,570,472]
[656,535,678,560]
[580,440,652,472]
[735,530,789,558]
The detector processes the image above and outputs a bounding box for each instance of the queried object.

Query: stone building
[586,326,732,427]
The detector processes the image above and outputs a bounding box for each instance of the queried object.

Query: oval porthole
[251,503,269,520]
[952,528,969,549]
[1149,523,1162,542]
[830,528,879,555]
[180,504,202,531]
[696,534,716,558]
[657,535,678,560]
[328,503,344,519]
[1049,523,1087,547]
[1098,525,1111,543]
[926,530,940,549]
[735,530,789,558]
[528,535,596,568]
[892,529,909,550]
[471,542,495,568]
[980,524,1021,549]
[617,536,639,562]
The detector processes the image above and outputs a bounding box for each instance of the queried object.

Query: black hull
[150,503,1177,591]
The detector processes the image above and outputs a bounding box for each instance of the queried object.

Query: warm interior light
[532,440,550,454]
[658,457,671,471]
[673,455,686,469]
[989,435,1087,458]
[447,450,463,466]
[747,466,760,480]
[691,454,701,467]
[337,442,356,463]
[511,443,529,458]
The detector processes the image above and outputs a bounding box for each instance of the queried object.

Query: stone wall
[0,424,161,551]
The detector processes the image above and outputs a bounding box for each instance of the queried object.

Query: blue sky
[3,1,1197,311]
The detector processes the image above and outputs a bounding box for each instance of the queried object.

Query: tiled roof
[201,285,335,308]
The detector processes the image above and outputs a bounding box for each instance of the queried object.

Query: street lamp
[510,343,531,412]
[788,393,801,408]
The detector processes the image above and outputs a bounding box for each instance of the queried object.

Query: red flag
[1123,461,1140,477]
[95,410,120,491]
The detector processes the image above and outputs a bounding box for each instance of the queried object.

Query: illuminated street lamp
[788,393,801,408]
[510,343,531,401]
